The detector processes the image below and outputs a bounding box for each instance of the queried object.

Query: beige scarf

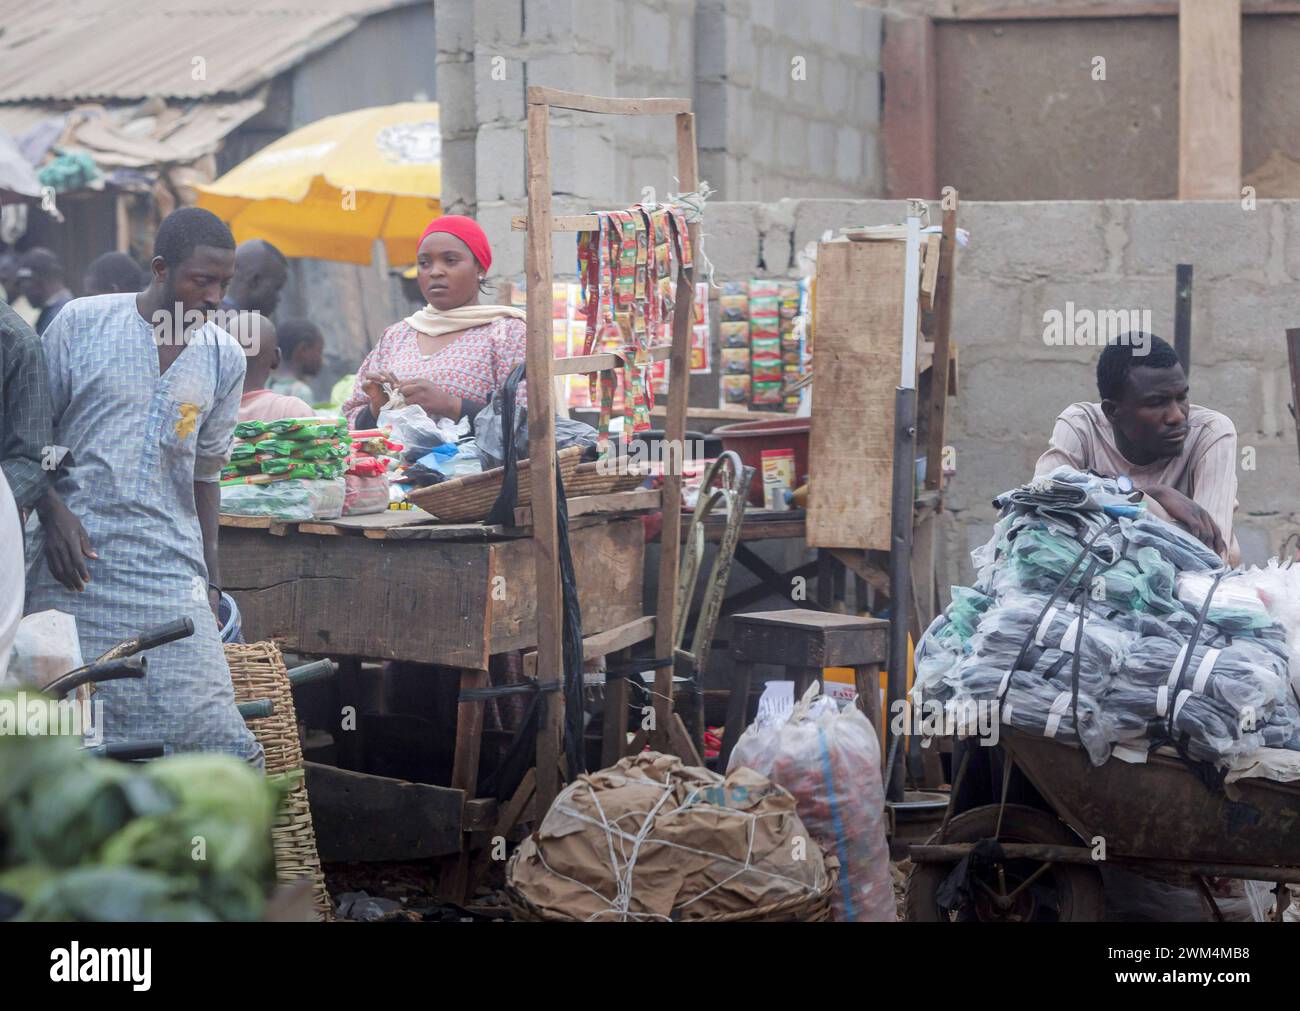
[403,303,527,339]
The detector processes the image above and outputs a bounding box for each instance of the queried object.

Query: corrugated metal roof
[0,0,427,103]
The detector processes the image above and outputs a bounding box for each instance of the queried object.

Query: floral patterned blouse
[342,316,528,427]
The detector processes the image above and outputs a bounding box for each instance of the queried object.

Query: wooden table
[218,496,653,888]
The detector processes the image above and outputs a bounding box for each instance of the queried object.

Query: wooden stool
[720,609,890,766]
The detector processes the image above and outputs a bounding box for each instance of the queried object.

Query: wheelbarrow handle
[238,698,274,720]
[136,617,196,653]
[46,655,148,699]
[86,740,165,761]
[287,659,336,688]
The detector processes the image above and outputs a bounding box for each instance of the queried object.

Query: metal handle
[87,740,165,761]
[238,698,274,720]
[46,655,148,699]
[287,659,336,688]
[136,617,196,653]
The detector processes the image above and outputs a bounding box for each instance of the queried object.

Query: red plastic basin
[713,418,810,505]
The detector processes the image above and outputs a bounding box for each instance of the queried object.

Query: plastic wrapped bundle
[967,592,1136,679]
[1258,701,1300,750]
[957,666,1112,766]
[1119,514,1223,573]
[1176,572,1277,633]
[728,685,894,922]
[1102,679,1255,765]
[912,588,994,703]
[1119,636,1288,712]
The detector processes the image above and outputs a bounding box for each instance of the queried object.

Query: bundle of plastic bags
[728,683,894,922]
[916,467,1300,775]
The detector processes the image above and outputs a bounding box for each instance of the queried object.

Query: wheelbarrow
[904,726,1300,922]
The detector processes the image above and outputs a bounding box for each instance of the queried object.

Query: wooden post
[525,95,563,813]
[650,111,699,751]
[1178,0,1242,199]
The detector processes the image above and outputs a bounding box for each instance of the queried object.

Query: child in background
[227,312,315,423]
[269,318,324,404]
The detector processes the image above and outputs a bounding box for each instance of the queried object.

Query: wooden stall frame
[516,86,699,811]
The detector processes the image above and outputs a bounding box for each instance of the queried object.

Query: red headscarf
[417,215,492,273]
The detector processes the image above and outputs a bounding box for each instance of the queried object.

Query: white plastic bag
[4,610,83,691]
[220,478,345,521]
[728,681,895,921]
[378,400,469,455]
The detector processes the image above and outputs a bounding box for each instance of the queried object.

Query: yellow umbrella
[196,102,441,266]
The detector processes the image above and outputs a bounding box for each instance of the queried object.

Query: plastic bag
[378,402,468,457]
[219,478,345,521]
[4,610,83,690]
[472,395,598,470]
[727,682,894,922]
[343,474,390,516]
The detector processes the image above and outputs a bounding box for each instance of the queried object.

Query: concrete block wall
[436,0,886,283]
[697,198,1300,591]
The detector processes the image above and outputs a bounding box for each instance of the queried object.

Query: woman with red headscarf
[342,215,526,429]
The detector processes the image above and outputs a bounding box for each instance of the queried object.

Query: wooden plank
[311,509,437,534]
[681,511,807,543]
[219,513,290,535]
[451,668,488,800]
[512,213,601,232]
[920,233,941,308]
[496,767,536,838]
[526,86,691,116]
[1178,0,1242,199]
[222,529,493,667]
[829,548,891,598]
[488,517,645,654]
[523,615,656,678]
[667,711,704,767]
[925,203,958,492]
[554,344,672,375]
[647,404,772,422]
[950,2,1300,20]
[881,13,937,200]
[947,2,1178,19]
[513,488,661,527]
[526,97,564,812]
[374,523,522,542]
[652,110,699,750]
[807,240,907,550]
[303,762,464,861]
[462,798,499,832]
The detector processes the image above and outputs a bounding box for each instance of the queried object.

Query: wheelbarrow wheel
[904,804,1105,922]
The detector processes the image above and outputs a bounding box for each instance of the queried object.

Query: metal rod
[900,214,922,389]
[910,842,1300,885]
[884,385,917,802]
[1174,263,1193,374]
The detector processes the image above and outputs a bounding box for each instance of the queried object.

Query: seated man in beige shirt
[1034,333,1239,564]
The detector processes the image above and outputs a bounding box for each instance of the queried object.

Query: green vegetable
[17,866,222,922]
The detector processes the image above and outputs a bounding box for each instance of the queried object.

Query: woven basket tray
[226,641,333,922]
[504,855,838,923]
[405,445,582,522]
[564,460,650,498]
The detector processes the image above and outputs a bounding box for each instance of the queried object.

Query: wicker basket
[405,445,582,522]
[504,854,838,923]
[564,460,651,498]
[225,641,333,922]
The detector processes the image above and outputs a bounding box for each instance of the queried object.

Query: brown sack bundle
[507,751,830,921]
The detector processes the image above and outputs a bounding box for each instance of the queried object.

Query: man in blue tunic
[27,208,262,763]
